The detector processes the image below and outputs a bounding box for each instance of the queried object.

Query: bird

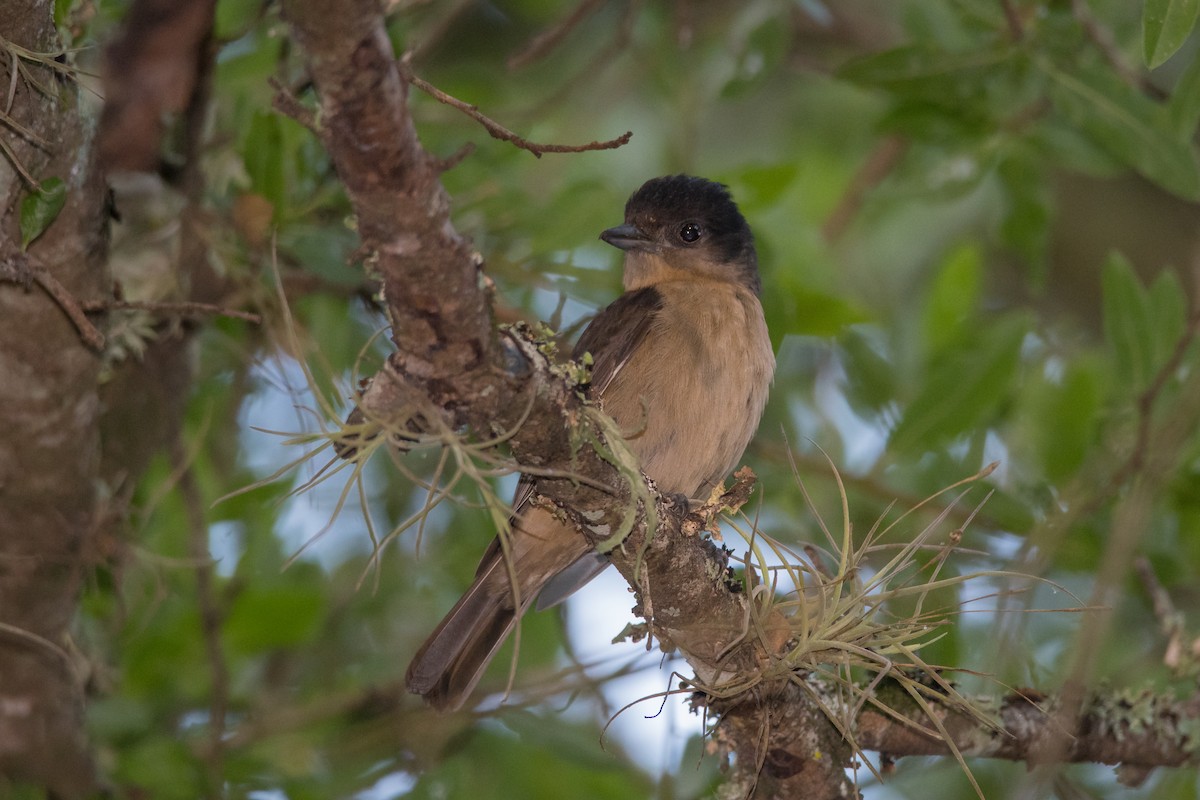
[405,175,775,711]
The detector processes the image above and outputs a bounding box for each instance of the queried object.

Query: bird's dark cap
[603,175,759,292]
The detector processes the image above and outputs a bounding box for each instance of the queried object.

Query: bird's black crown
[624,175,759,291]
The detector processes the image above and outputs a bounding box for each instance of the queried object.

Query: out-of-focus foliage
[59,0,1200,798]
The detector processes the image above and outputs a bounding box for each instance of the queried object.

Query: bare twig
[0,106,49,147]
[506,0,606,70]
[399,56,632,158]
[81,298,263,324]
[1070,0,1162,98]
[822,135,908,243]
[521,0,641,120]
[1109,307,1200,489]
[5,45,18,113]
[673,0,694,48]
[0,620,73,667]
[1000,0,1024,41]
[0,123,39,186]
[0,254,105,350]
[429,141,475,172]
[408,0,475,64]
[1134,556,1199,675]
[269,76,318,133]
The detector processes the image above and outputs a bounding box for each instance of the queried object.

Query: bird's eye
[678,222,702,243]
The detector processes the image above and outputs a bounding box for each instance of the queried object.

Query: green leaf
[1149,270,1187,367]
[1101,251,1156,390]
[53,0,73,27]
[121,598,208,702]
[1042,60,1200,200]
[223,581,325,653]
[735,163,799,208]
[88,695,156,741]
[115,736,202,800]
[1032,359,1102,481]
[838,43,1016,101]
[1169,50,1200,139]
[771,286,867,338]
[889,315,1026,454]
[840,327,897,417]
[1143,0,1200,68]
[721,17,790,98]
[408,723,653,800]
[19,177,66,251]
[243,111,285,212]
[215,0,262,38]
[922,242,982,355]
[997,154,1051,280]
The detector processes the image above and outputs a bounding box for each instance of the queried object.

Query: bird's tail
[404,556,521,712]
[405,507,595,711]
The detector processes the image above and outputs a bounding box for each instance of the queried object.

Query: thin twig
[1134,556,1197,675]
[0,125,38,186]
[269,76,319,134]
[0,620,73,667]
[399,56,632,159]
[429,141,475,172]
[522,0,641,120]
[1109,307,1200,488]
[409,0,475,64]
[81,298,262,324]
[506,0,606,71]
[674,0,695,48]
[0,106,50,147]
[1070,0,1163,98]
[0,254,105,350]
[5,46,18,113]
[822,135,908,243]
[1000,0,1024,41]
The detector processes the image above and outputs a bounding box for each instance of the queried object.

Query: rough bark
[713,685,859,800]
[0,2,107,795]
[279,1,848,793]
[856,682,1200,770]
[278,2,1200,797]
[280,0,771,682]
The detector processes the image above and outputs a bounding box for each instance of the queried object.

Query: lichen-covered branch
[856,682,1200,770]
[276,3,853,793]
[279,0,767,681]
[277,3,1200,797]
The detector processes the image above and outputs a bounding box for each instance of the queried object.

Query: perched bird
[405,175,775,711]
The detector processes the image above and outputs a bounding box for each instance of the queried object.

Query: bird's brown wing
[495,284,664,571]
[572,286,664,399]
[532,286,665,609]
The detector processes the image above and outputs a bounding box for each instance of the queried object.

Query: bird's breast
[598,281,774,497]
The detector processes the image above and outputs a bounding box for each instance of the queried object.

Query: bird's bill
[600,223,653,252]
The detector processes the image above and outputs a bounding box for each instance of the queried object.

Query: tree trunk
[0,1,108,795]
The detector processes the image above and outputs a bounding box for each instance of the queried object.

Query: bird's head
[600,175,760,295]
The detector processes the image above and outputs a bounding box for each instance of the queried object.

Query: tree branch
[0,253,105,349]
[401,55,632,158]
[278,3,1200,797]
[856,681,1200,771]
[280,0,778,725]
[0,2,108,794]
